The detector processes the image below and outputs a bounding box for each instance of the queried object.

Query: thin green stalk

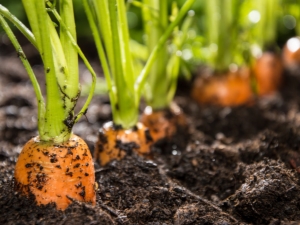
[205,0,242,72]
[142,0,168,109]
[0,14,45,134]
[47,5,96,123]
[108,0,137,128]
[135,0,196,99]
[82,0,115,104]
[117,0,135,89]
[23,0,66,142]
[0,4,37,48]
[85,0,141,128]
[46,1,78,125]
[93,0,116,80]
[84,0,195,128]
[166,6,195,105]
[59,0,79,100]
[1,1,95,143]
[253,0,278,50]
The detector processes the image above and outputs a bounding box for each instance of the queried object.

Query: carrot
[83,0,196,166]
[132,1,193,147]
[191,68,253,106]
[253,52,283,96]
[14,135,96,210]
[140,103,187,144]
[94,122,152,166]
[0,1,96,210]
[283,37,300,70]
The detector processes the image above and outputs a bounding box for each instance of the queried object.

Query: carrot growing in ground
[83,0,195,166]
[133,1,194,144]
[0,1,96,210]
[192,0,283,105]
[192,0,253,106]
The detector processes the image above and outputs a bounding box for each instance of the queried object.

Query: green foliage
[83,0,195,128]
[128,0,197,110]
[0,1,96,143]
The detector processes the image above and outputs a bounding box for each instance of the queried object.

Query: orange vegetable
[14,134,96,210]
[191,68,253,106]
[140,103,187,143]
[94,122,153,166]
[283,37,300,70]
[253,52,283,96]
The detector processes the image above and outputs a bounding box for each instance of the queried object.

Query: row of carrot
[0,0,194,211]
[1,0,300,211]
[192,51,283,106]
[189,0,300,106]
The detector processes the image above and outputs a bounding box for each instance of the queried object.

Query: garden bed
[1,41,300,224]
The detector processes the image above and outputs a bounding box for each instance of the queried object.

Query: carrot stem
[254,0,279,50]
[205,0,241,72]
[46,4,96,123]
[141,0,169,109]
[84,0,139,129]
[59,0,79,107]
[0,14,45,135]
[22,0,67,142]
[82,0,116,106]
[84,0,195,128]
[135,0,196,100]
[1,1,96,143]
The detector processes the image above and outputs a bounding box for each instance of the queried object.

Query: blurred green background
[1,0,300,67]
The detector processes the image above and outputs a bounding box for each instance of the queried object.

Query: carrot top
[0,0,96,144]
[202,0,281,72]
[83,0,196,129]
[128,0,195,110]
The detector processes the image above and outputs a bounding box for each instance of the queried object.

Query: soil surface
[1,36,300,224]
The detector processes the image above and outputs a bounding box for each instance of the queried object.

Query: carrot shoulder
[14,134,96,210]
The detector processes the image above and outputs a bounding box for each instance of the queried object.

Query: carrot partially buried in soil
[140,103,187,144]
[95,122,153,166]
[191,68,254,106]
[15,135,96,210]
[137,1,191,146]
[0,0,96,210]
[83,0,195,166]
[253,52,283,96]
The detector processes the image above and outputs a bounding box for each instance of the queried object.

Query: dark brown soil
[1,36,300,224]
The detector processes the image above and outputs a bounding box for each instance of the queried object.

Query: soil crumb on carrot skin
[95,122,153,166]
[14,135,96,210]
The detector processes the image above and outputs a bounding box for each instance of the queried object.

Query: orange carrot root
[14,134,96,210]
[253,52,283,96]
[94,122,153,166]
[283,37,300,70]
[140,103,187,144]
[191,68,253,106]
